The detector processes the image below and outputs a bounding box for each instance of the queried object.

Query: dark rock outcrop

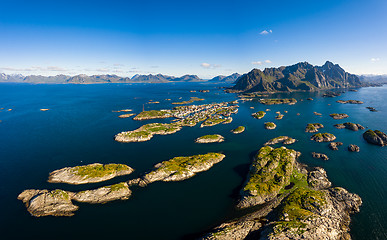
[348,144,360,152]
[310,133,336,142]
[330,113,349,119]
[329,142,343,150]
[363,130,387,146]
[334,122,365,131]
[311,152,329,160]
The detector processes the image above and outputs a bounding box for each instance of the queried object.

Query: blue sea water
[0,82,386,239]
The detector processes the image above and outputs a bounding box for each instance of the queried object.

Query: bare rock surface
[72,182,131,204]
[18,189,78,217]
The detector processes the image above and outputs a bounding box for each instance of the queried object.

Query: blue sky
[0,0,386,78]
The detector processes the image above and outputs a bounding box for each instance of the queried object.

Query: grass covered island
[264,136,296,146]
[305,123,324,133]
[195,134,224,143]
[18,182,132,217]
[329,113,349,120]
[115,122,182,142]
[310,133,336,142]
[252,111,266,119]
[259,98,297,105]
[202,146,362,240]
[142,153,225,183]
[265,122,276,130]
[231,126,245,134]
[48,163,134,185]
[238,146,298,208]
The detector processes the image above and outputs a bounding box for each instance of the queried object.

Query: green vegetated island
[200,146,362,239]
[116,102,238,142]
[195,134,224,143]
[231,126,245,134]
[18,153,225,217]
[305,123,324,133]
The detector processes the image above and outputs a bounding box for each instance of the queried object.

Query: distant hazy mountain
[209,73,241,83]
[231,61,363,93]
[359,74,387,84]
[0,73,24,82]
[0,73,205,84]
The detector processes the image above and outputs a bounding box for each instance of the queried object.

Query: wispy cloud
[47,66,67,71]
[95,68,110,72]
[260,29,272,35]
[0,66,68,72]
[371,58,380,62]
[252,60,272,66]
[200,63,221,69]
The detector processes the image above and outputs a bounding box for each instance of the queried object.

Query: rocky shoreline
[195,134,224,143]
[48,163,134,185]
[200,146,362,240]
[18,182,132,217]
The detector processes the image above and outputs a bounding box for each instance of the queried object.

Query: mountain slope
[231,61,363,92]
[209,73,241,83]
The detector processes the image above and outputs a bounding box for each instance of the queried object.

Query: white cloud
[252,60,272,66]
[260,29,272,35]
[0,66,68,72]
[95,68,110,72]
[200,63,221,69]
[47,66,67,71]
[371,58,380,62]
[201,63,211,68]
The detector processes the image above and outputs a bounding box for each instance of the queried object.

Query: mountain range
[1,61,384,90]
[231,61,364,93]
[0,73,206,84]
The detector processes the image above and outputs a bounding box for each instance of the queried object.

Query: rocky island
[18,182,132,217]
[305,123,324,133]
[310,133,336,142]
[264,136,296,146]
[118,113,135,118]
[259,98,297,105]
[252,111,266,119]
[200,146,362,240]
[115,122,182,142]
[348,144,360,152]
[237,146,298,208]
[48,163,134,185]
[336,100,363,104]
[171,97,204,105]
[334,122,365,131]
[231,126,245,134]
[264,122,276,130]
[18,189,79,217]
[329,142,343,150]
[141,153,225,184]
[329,113,349,120]
[312,152,329,161]
[195,134,224,143]
[363,130,387,146]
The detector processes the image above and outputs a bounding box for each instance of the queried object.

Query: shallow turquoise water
[0,83,386,239]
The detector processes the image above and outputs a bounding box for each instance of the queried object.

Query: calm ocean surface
[0,83,386,240]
